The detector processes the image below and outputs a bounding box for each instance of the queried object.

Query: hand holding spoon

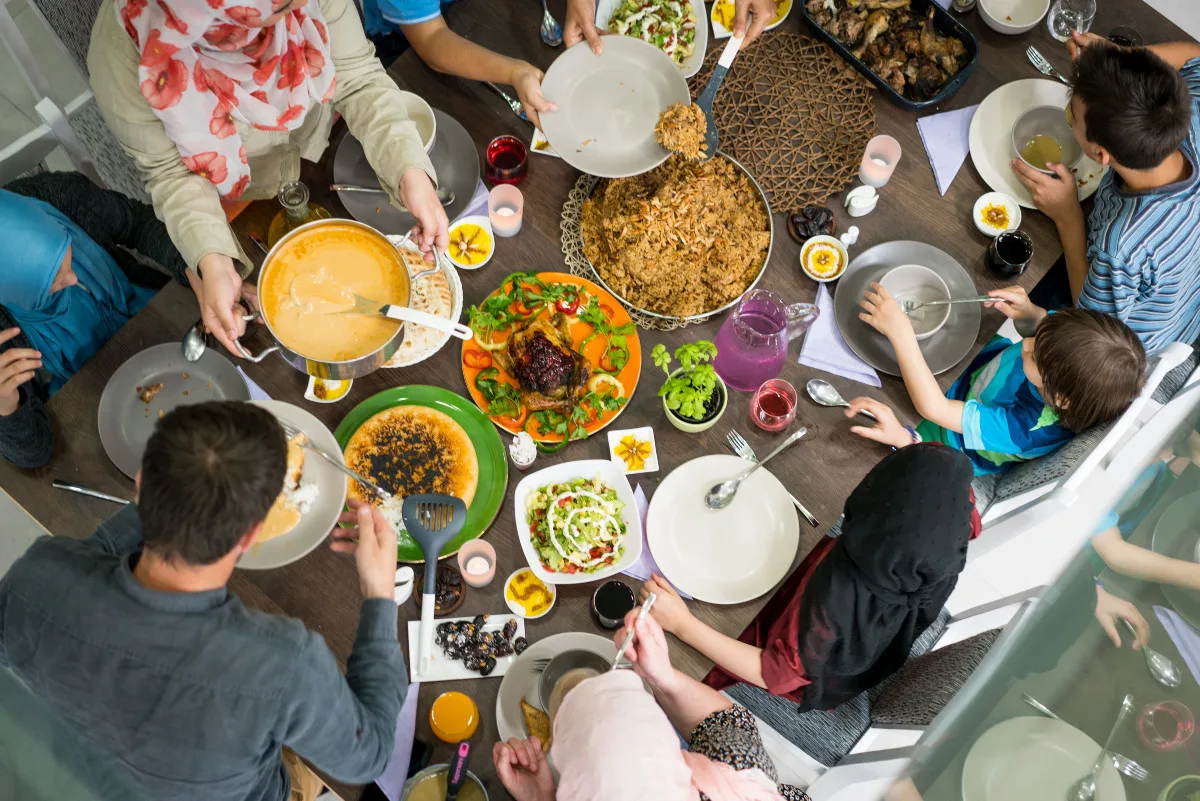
[807,379,878,422]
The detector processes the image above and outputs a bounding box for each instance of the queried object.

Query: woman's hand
[510,63,557,130]
[399,168,450,262]
[615,606,680,692]
[642,573,693,635]
[195,253,248,357]
[0,328,41,417]
[734,0,777,48]
[564,0,603,53]
[859,282,915,343]
[845,397,914,449]
[493,738,555,801]
[986,286,1046,324]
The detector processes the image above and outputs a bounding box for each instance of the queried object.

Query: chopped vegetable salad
[526,476,627,573]
[609,0,697,66]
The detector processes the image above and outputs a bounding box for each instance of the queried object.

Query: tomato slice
[599,303,616,320]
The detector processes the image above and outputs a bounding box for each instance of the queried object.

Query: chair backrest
[24,0,101,77]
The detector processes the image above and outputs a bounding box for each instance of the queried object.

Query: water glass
[1137,700,1195,751]
[750,379,798,432]
[1047,0,1095,42]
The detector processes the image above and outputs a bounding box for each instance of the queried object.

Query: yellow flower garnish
[614,434,652,471]
[448,223,492,265]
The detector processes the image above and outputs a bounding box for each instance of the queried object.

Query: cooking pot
[235,219,439,379]
[401,762,489,801]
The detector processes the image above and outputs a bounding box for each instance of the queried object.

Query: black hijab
[795,443,976,711]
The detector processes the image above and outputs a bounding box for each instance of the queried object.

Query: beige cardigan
[88,0,436,272]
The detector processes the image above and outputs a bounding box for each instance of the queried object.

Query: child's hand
[845,397,915,449]
[986,286,1046,323]
[859,282,915,342]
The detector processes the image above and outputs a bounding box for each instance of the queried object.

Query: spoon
[806,379,879,422]
[329,183,456,206]
[182,319,208,363]
[539,0,563,46]
[1124,618,1182,688]
[1067,694,1134,801]
[705,427,807,510]
[694,35,742,159]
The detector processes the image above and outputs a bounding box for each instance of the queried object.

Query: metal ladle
[705,427,807,510]
[1124,618,1182,688]
[806,379,879,422]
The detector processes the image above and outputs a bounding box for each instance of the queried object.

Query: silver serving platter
[577,152,774,325]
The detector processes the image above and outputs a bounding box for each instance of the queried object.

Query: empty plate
[97,343,249,478]
[539,37,691,178]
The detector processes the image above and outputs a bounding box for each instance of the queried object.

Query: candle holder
[858,135,902,188]
[457,540,497,588]
[488,184,524,238]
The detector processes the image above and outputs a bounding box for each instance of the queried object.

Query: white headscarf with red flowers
[113,0,335,199]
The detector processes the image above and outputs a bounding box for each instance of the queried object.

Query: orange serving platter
[461,272,641,444]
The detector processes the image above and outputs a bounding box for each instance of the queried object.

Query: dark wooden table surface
[0,1,1191,798]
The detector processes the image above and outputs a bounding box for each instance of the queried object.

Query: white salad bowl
[513,459,643,586]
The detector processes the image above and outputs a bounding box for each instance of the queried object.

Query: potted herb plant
[1159,775,1200,801]
[651,340,727,433]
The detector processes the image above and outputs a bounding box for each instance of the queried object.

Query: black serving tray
[802,0,979,111]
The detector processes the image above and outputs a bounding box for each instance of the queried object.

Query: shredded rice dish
[655,102,707,160]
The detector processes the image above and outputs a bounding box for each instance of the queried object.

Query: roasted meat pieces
[495,315,588,412]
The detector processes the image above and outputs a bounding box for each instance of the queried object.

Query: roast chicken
[493,314,589,413]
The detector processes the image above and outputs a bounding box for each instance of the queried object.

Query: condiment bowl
[800,234,849,283]
[447,215,495,270]
[879,264,951,340]
[394,91,437,154]
[537,649,610,711]
[1011,105,1083,175]
[978,0,1050,35]
[973,192,1022,238]
[504,567,557,619]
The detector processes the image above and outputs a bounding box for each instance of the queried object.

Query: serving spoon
[694,35,742,159]
[705,427,807,510]
[806,379,879,422]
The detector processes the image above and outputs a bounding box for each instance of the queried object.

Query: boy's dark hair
[138,402,286,566]
[1034,309,1145,432]
[1072,45,1192,170]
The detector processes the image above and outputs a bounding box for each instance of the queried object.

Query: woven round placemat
[687,32,877,212]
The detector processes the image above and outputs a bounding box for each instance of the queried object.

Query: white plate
[237,401,348,570]
[710,0,792,39]
[513,460,643,585]
[496,632,618,748]
[963,716,1125,801]
[596,0,708,79]
[646,454,799,604]
[607,426,659,474]
[406,614,525,683]
[968,79,1109,210]
[539,37,691,179]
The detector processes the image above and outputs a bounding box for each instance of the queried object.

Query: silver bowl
[537,648,609,711]
[1011,105,1082,175]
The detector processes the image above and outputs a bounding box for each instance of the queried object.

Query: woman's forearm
[673,616,767,689]
[650,669,733,738]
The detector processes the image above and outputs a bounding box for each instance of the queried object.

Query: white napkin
[621,485,693,599]
[375,682,421,801]
[797,284,881,388]
[915,104,979,196]
[932,0,951,8]
[1154,606,1200,687]
[453,180,489,223]
[236,367,271,401]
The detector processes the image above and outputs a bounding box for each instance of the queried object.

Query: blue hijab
[0,190,156,394]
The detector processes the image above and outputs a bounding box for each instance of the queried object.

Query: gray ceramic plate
[236,401,347,571]
[97,343,249,478]
[540,37,691,178]
[833,241,982,377]
[333,108,479,234]
[1152,491,1200,631]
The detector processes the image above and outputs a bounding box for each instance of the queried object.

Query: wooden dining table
[0,1,1192,798]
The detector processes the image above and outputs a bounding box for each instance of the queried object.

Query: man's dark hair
[1072,45,1192,170]
[138,402,286,565]
[1034,308,1145,432]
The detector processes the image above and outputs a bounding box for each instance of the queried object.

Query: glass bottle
[1046,0,1096,42]
[267,181,331,247]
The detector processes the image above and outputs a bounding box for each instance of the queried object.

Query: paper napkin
[236,367,271,401]
[915,104,979,196]
[376,682,421,801]
[798,284,881,388]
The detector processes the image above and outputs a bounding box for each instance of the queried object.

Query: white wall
[1144,0,1200,41]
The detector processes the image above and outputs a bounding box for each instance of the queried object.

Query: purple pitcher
[713,289,819,391]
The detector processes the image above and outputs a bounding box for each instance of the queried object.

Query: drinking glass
[1108,26,1143,47]
[859,135,902,188]
[486,135,528,185]
[986,230,1034,279]
[713,289,819,391]
[1137,701,1195,751]
[1047,0,1095,42]
[750,379,798,432]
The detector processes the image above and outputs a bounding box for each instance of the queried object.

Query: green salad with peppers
[609,0,697,66]
[525,476,626,574]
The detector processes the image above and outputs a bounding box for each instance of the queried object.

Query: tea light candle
[488,184,524,238]
[456,539,497,587]
[858,135,902,188]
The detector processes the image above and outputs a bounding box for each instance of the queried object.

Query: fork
[277,419,393,502]
[898,295,993,314]
[539,0,563,46]
[726,430,819,527]
[1026,46,1070,85]
[1020,693,1149,783]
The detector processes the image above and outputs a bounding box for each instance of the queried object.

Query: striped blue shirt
[1080,57,1200,355]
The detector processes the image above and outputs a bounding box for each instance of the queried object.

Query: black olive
[479,656,497,676]
[502,619,518,641]
[513,636,529,655]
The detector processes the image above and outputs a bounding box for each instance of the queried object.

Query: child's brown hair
[1033,308,1146,432]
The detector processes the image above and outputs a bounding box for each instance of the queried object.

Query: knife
[484,82,531,125]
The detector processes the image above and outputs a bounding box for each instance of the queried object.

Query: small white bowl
[973,192,1022,237]
[304,376,352,404]
[800,235,849,283]
[394,90,437,154]
[503,568,557,620]
[446,215,495,270]
[879,264,951,340]
[978,0,1051,34]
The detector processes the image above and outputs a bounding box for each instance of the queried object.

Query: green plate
[334,385,509,562]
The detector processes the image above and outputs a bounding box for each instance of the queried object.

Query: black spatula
[402,494,468,677]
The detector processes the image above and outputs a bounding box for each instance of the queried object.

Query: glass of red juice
[750,379,798,432]
[1138,701,1195,751]
[486,135,528,185]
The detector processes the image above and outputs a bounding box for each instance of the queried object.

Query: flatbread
[521,698,552,752]
[384,248,454,367]
[344,405,478,506]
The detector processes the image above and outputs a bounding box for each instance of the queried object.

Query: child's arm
[860,282,966,432]
[1092,526,1200,591]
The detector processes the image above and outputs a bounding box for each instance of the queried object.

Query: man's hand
[1012,159,1085,225]
[1067,30,1109,61]
[859,282,916,343]
[196,253,248,357]
[845,397,914,449]
[734,0,777,48]
[510,63,557,130]
[493,738,555,801]
[1094,585,1149,650]
[0,328,41,417]
[985,286,1046,323]
[564,0,603,53]
[399,167,450,262]
[330,499,399,600]
[641,573,693,635]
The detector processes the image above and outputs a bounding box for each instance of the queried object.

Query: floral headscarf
[113,0,336,198]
